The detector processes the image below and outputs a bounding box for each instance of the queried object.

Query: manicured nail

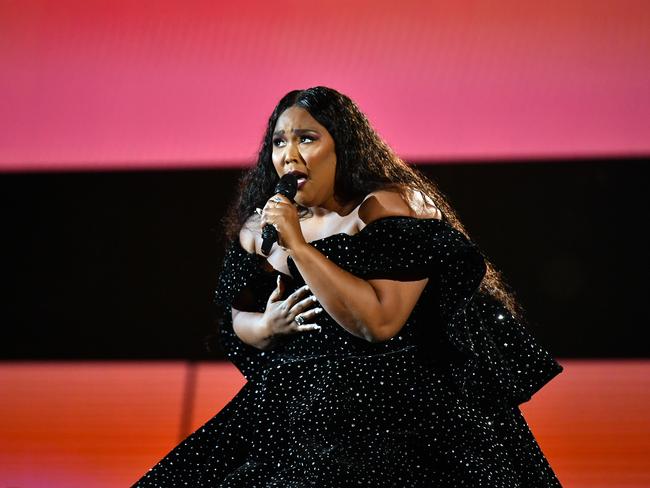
[314,307,323,314]
[311,295,318,302]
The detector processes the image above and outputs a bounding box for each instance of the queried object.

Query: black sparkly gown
[135,216,564,487]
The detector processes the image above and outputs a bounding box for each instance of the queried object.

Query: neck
[310,196,361,217]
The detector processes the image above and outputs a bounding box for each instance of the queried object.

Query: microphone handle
[260,173,298,256]
[261,224,277,256]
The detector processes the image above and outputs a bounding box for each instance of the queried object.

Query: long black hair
[221,86,524,320]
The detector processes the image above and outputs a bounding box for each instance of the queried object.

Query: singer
[135,86,563,487]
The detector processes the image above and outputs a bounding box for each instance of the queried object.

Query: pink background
[1,0,649,171]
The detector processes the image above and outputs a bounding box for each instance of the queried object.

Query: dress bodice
[214,216,563,409]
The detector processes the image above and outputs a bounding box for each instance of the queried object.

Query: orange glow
[0,360,648,487]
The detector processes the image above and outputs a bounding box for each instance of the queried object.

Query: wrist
[254,316,275,351]
[258,314,274,341]
[287,241,312,261]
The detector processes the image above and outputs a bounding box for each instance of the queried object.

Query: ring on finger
[294,315,305,326]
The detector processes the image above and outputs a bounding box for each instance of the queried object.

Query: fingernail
[277,275,281,285]
[303,285,310,291]
[255,208,262,215]
[311,295,318,302]
[314,307,323,314]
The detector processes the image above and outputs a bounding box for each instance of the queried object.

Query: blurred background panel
[0,161,647,360]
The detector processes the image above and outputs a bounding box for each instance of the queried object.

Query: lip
[286,170,308,190]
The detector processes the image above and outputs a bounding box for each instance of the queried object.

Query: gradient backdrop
[1,0,649,169]
[1,1,649,487]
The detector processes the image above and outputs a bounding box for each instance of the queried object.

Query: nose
[283,141,301,165]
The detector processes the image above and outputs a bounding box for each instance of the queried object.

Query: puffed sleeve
[213,240,277,382]
[342,216,487,327]
[332,216,563,408]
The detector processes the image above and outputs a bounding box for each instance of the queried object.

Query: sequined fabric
[134,216,563,487]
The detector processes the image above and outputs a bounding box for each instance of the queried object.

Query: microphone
[261,173,298,256]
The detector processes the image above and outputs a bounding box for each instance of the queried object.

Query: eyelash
[273,136,315,147]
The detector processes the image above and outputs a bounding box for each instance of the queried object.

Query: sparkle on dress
[134,216,563,487]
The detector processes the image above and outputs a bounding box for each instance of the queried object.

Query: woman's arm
[231,309,275,350]
[289,247,428,342]
[232,217,323,350]
[231,280,321,350]
[289,191,433,342]
[230,214,275,349]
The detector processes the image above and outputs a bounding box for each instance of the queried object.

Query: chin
[294,194,310,208]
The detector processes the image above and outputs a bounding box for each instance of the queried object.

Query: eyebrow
[272,128,319,136]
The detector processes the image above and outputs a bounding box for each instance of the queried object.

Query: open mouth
[287,171,308,190]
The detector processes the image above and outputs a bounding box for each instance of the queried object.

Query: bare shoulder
[357,189,412,225]
[238,213,260,254]
[358,187,442,226]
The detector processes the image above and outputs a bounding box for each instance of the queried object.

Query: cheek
[320,150,337,179]
[271,155,283,175]
[307,145,335,169]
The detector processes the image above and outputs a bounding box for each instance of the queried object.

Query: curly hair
[221,86,525,320]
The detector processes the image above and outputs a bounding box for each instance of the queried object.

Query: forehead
[274,106,325,132]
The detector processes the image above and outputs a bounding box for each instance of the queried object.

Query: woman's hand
[260,193,307,251]
[262,276,323,337]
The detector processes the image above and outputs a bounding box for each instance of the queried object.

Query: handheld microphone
[261,174,298,256]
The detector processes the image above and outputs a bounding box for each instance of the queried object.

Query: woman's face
[271,106,338,210]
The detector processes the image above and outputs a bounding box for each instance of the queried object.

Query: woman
[135,86,564,487]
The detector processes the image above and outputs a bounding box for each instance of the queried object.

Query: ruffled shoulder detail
[308,216,487,317]
[213,240,277,381]
[458,293,564,407]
